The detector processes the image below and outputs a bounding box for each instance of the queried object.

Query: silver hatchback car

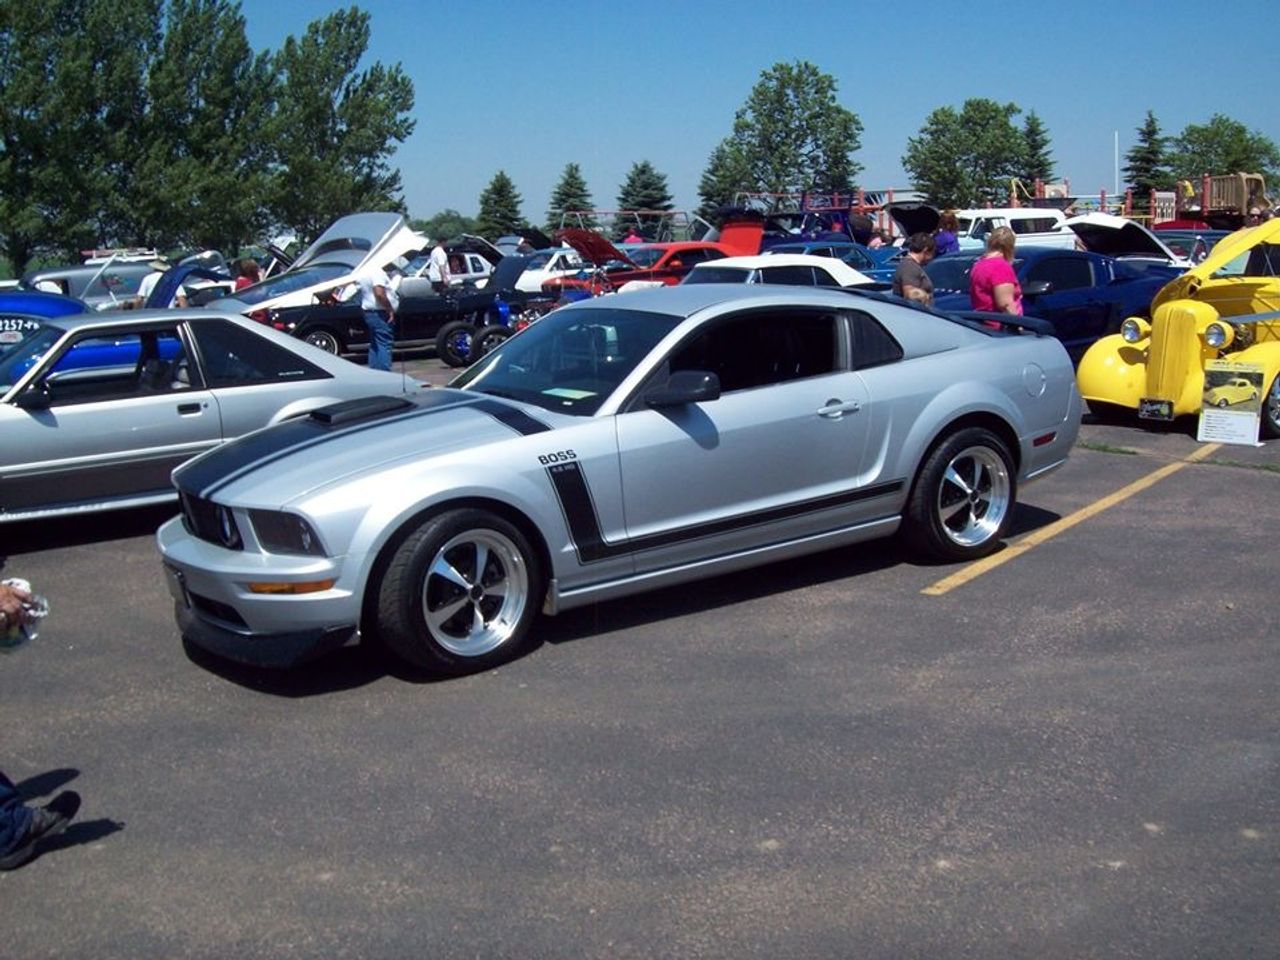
[0,310,423,523]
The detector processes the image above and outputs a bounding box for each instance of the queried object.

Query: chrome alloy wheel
[935,445,1012,548]
[1267,375,1280,435]
[421,528,529,657]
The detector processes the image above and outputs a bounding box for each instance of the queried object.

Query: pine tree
[615,161,673,240]
[545,162,595,233]
[696,141,750,221]
[475,171,525,240]
[1123,110,1174,213]
[1017,111,1054,186]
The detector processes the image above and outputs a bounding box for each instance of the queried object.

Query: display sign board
[1197,360,1266,445]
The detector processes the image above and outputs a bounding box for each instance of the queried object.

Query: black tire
[1216,397,1229,408]
[1263,374,1280,439]
[374,509,543,676]
[435,320,476,367]
[472,324,512,358]
[903,427,1016,562]
[302,327,343,355]
[1085,400,1133,425]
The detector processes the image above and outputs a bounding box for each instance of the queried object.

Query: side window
[42,327,190,405]
[667,311,838,392]
[1011,217,1060,235]
[1026,257,1093,290]
[813,268,840,287]
[190,318,330,388]
[846,311,904,370]
[760,265,818,286]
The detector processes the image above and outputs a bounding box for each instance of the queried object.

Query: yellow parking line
[921,443,1222,596]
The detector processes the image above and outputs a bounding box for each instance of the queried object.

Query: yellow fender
[1076,333,1150,410]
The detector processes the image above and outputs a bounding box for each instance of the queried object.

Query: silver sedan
[0,310,423,522]
[158,285,1082,675]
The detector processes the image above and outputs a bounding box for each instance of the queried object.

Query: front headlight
[1121,318,1150,343]
[249,510,327,556]
[1204,323,1233,349]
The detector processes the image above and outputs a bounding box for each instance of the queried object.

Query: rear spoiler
[951,310,1054,336]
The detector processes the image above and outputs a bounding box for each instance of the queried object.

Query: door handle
[817,398,861,418]
[177,402,203,415]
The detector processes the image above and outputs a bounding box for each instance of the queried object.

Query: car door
[0,321,219,515]
[614,307,873,574]
[186,316,334,438]
[1022,254,1106,357]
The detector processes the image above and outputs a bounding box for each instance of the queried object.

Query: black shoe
[0,790,81,870]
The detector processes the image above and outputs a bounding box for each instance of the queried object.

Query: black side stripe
[471,399,551,435]
[185,391,481,498]
[547,461,905,564]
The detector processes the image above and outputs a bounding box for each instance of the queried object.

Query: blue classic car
[0,290,89,355]
[929,248,1181,361]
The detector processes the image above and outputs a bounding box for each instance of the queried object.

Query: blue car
[766,240,896,283]
[0,290,89,355]
[928,247,1181,362]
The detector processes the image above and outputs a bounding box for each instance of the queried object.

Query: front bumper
[157,516,362,669]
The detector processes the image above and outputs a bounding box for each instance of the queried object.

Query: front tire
[472,324,512,358]
[903,427,1015,561]
[374,509,542,676]
[435,320,476,367]
[1263,374,1280,439]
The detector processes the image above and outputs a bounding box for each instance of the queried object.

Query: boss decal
[537,449,577,466]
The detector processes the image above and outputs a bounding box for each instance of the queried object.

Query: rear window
[1010,218,1061,235]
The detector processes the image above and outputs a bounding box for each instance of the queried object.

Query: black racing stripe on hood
[471,399,551,435]
[178,390,481,498]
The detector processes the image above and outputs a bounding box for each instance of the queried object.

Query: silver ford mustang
[157,285,1082,673]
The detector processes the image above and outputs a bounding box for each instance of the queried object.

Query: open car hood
[557,228,634,267]
[447,234,505,265]
[1063,213,1182,262]
[886,202,940,237]
[292,213,415,273]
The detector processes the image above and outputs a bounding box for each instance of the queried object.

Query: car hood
[1152,218,1280,309]
[1062,213,1183,262]
[292,212,412,272]
[887,202,940,236]
[172,390,555,508]
[447,234,505,265]
[557,228,634,267]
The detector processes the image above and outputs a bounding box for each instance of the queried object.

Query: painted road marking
[922,443,1223,596]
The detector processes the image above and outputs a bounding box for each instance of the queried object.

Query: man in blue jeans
[357,261,397,371]
[2,573,81,870]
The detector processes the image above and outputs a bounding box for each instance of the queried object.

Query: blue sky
[245,0,1280,222]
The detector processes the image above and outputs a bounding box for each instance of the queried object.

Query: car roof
[567,281,860,318]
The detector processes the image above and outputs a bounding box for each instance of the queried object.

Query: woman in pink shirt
[968,226,1022,315]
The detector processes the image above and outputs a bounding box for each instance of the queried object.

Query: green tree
[0,0,157,271]
[615,160,674,240]
[696,139,751,221]
[411,210,475,242]
[268,6,415,239]
[1017,110,1054,186]
[123,0,276,253]
[1123,110,1174,212]
[1168,114,1280,182]
[903,99,1025,207]
[475,171,525,240]
[545,162,595,233]
[725,60,862,198]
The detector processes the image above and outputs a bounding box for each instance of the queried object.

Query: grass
[1076,440,1139,455]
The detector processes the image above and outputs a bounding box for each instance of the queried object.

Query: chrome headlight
[1121,318,1150,343]
[1204,323,1232,349]
[249,510,326,556]
[214,504,243,550]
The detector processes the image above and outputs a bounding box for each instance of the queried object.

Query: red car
[546,230,737,295]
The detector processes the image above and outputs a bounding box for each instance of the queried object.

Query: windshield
[230,264,351,306]
[0,324,65,392]
[626,247,664,268]
[452,306,682,416]
[1212,243,1280,278]
[683,267,753,284]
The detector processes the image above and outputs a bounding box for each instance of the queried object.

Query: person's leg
[363,311,392,371]
[0,770,33,858]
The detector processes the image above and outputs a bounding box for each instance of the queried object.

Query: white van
[888,203,1076,251]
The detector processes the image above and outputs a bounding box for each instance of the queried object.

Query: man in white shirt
[356,263,396,370]
[427,239,450,293]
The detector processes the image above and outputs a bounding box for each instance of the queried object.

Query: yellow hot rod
[1077,219,1280,438]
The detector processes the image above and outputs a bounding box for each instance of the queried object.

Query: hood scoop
[310,395,415,426]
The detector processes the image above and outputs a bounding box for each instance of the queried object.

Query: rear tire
[435,320,476,367]
[1085,400,1133,424]
[374,509,542,676]
[903,427,1015,561]
[472,324,512,358]
[1263,374,1280,439]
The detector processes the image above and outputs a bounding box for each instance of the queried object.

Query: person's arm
[373,282,394,320]
[991,282,1018,314]
[902,282,931,305]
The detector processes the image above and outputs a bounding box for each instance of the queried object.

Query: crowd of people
[891,211,1023,317]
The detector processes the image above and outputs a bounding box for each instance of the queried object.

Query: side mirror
[1023,279,1053,297]
[14,383,51,410]
[644,370,721,408]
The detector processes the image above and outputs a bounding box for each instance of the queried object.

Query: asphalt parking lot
[2,354,1277,959]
